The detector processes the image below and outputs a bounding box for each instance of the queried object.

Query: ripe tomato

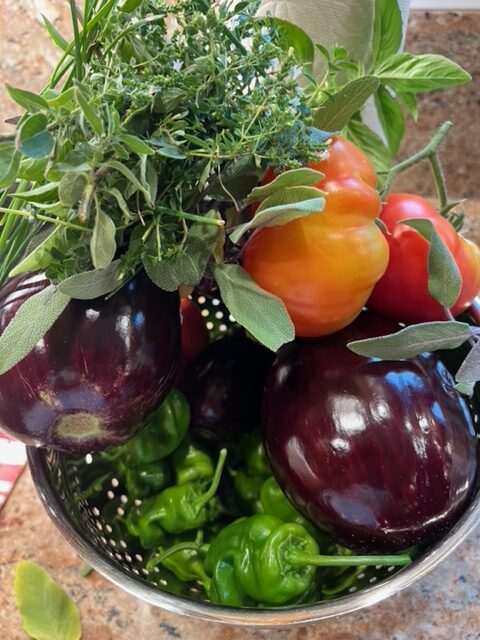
[309,135,378,188]
[367,193,480,322]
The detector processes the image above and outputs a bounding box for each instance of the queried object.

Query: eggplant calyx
[55,412,104,441]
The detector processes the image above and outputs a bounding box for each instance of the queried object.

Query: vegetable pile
[1,0,480,611]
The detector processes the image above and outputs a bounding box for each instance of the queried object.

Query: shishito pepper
[126,449,227,548]
[243,137,389,337]
[204,514,411,607]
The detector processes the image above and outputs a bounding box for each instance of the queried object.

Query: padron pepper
[204,514,411,607]
[146,532,210,584]
[243,136,389,337]
[171,438,214,485]
[125,459,172,499]
[126,449,227,548]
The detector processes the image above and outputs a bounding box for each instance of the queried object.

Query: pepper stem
[288,552,412,569]
[380,121,452,200]
[197,448,228,508]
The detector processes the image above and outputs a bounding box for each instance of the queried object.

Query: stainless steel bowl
[26,298,480,628]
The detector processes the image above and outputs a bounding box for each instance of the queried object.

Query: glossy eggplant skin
[0,272,180,453]
[264,311,479,552]
[180,329,273,445]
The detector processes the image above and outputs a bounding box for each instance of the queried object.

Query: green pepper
[259,476,332,548]
[125,459,172,499]
[233,470,265,515]
[126,389,190,465]
[171,438,215,485]
[204,514,412,607]
[126,449,227,546]
[147,532,210,584]
[239,432,270,476]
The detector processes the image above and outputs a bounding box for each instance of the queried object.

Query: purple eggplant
[264,311,479,552]
[180,329,273,444]
[0,272,180,453]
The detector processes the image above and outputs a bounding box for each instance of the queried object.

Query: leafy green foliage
[374,86,404,156]
[371,0,403,67]
[14,561,82,640]
[213,264,295,352]
[343,118,391,174]
[18,114,54,159]
[58,261,121,299]
[314,76,380,131]
[348,321,474,360]
[0,285,71,375]
[245,168,324,204]
[6,85,49,113]
[402,219,462,309]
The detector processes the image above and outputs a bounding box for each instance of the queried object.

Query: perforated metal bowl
[26,298,480,628]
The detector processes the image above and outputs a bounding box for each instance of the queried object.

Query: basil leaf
[371,0,402,66]
[14,561,81,640]
[230,187,325,244]
[245,168,324,204]
[144,221,220,292]
[375,53,471,93]
[59,261,121,299]
[314,76,380,131]
[91,207,116,269]
[6,85,50,113]
[18,113,54,159]
[343,119,391,173]
[9,227,62,277]
[348,321,473,360]
[374,86,404,156]
[0,141,21,188]
[262,17,314,64]
[213,263,294,352]
[0,285,71,375]
[401,218,462,309]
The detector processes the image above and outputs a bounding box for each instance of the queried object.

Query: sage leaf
[230,187,325,244]
[208,156,262,201]
[18,113,54,159]
[343,119,391,173]
[118,133,154,156]
[213,263,294,352]
[455,339,480,395]
[0,285,71,375]
[348,321,472,360]
[91,208,116,269]
[144,222,220,291]
[59,261,121,299]
[107,187,134,221]
[14,561,81,640]
[402,218,462,309]
[245,168,324,204]
[371,0,402,66]
[10,227,62,277]
[0,141,21,188]
[13,182,59,204]
[374,86,404,157]
[58,173,88,207]
[375,53,471,93]
[314,76,380,131]
[74,86,104,136]
[104,160,151,204]
[6,85,49,113]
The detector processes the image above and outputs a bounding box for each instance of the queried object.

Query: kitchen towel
[0,433,26,510]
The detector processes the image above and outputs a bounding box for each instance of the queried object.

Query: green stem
[380,121,453,199]
[0,213,17,257]
[288,552,412,569]
[157,207,224,227]
[195,0,247,55]
[429,152,448,210]
[68,0,83,81]
[198,448,227,508]
[0,207,87,233]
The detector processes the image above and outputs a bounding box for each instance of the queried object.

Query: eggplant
[264,311,479,552]
[180,329,273,444]
[0,272,180,453]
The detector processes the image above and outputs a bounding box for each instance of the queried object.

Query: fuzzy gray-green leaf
[213,263,294,352]
[348,321,472,360]
[0,285,71,375]
[58,173,88,207]
[58,261,121,299]
[91,208,116,269]
[10,227,62,277]
[245,168,324,204]
[314,76,380,131]
[6,85,50,113]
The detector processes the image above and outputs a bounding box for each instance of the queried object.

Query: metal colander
[26,298,480,628]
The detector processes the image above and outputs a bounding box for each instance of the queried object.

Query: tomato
[309,135,378,188]
[367,193,480,322]
[243,175,389,337]
[180,298,209,363]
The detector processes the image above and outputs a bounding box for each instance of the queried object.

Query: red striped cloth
[0,433,26,510]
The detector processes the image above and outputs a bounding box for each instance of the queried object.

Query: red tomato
[180,298,209,363]
[309,135,378,188]
[367,193,480,322]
